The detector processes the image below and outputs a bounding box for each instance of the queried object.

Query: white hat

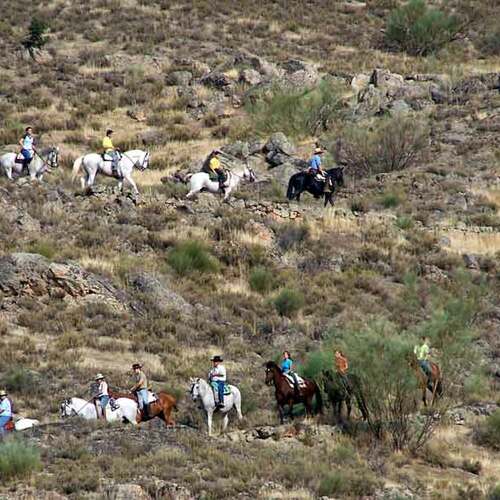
[95,373,104,380]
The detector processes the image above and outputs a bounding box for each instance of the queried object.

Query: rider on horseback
[308,147,325,181]
[208,355,226,409]
[131,363,149,417]
[18,127,35,174]
[204,150,227,194]
[0,389,13,437]
[281,351,300,395]
[335,350,350,393]
[102,129,120,177]
[414,336,431,379]
[93,374,109,420]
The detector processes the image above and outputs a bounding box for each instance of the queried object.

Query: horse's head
[329,167,345,188]
[60,398,72,418]
[243,166,256,183]
[46,147,59,169]
[189,378,201,401]
[135,151,150,171]
[264,361,278,386]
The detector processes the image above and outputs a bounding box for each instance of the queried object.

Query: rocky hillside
[0,0,499,498]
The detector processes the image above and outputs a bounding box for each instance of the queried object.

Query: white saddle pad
[146,391,157,403]
[284,373,306,387]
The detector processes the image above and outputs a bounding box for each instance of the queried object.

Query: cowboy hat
[132,363,142,369]
[211,355,223,362]
[95,373,104,380]
[314,147,325,154]
[0,389,7,397]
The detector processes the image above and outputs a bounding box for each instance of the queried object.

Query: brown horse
[408,355,443,407]
[264,361,323,424]
[109,390,177,426]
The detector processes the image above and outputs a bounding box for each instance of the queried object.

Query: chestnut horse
[264,361,323,424]
[408,355,443,407]
[109,390,177,426]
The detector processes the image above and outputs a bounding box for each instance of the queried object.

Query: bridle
[60,398,93,419]
[35,147,59,170]
[122,151,150,171]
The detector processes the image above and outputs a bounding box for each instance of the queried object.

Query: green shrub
[277,223,310,251]
[474,410,500,450]
[396,215,414,230]
[488,483,500,500]
[22,18,48,56]
[380,192,401,208]
[341,115,428,178]
[385,0,461,56]
[3,367,42,396]
[0,439,41,481]
[480,29,500,56]
[167,240,219,276]
[273,288,305,317]
[247,79,343,138]
[249,267,276,294]
[27,239,56,260]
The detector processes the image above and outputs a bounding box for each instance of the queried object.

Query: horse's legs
[346,396,352,419]
[207,410,214,436]
[124,173,139,195]
[186,189,198,199]
[278,404,285,425]
[222,413,229,432]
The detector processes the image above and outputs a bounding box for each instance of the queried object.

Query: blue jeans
[216,381,225,405]
[419,360,431,377]
[21,149,33,160]
[136,389,148,411]
[0,415,12,436]
[99,395,109,409]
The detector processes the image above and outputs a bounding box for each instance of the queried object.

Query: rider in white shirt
[93,374,109,420]
[208,356,226,408]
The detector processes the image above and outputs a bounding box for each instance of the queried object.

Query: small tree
[22,18,48,57]
[385,0,461,56]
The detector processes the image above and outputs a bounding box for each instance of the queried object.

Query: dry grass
[442,229,500,255]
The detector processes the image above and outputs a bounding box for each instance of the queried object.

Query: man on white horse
[93,373,110,420]
[208,355,227,409]
[0,389,13,437]
[130,363,149,417]
[202,150,227,194]
[102,129,121,177]
[18,126,36,174]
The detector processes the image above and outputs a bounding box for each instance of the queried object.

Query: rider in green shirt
[414,336,431,377]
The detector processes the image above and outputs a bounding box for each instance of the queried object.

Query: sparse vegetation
[0,439,41,481]
[167,240,220,276]
[474,410,500,450]
[273,288,305,317]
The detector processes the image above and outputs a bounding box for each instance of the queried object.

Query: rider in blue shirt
[18,126,35,173]
[0,389,13,437]
[308,148,325,177]
[281,351,299,395]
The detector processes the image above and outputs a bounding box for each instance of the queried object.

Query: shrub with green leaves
[273,288,305,317]
[0,439,41,481]
[3,367,42,396]
[385,0,461,56]
[246,79,343,138]
[167,241,219,276]
[249,267,276,294]
[22,18,48,56]
[474,410,500,450]
[340,115,428,178]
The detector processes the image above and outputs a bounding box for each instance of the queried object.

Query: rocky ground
[0,0,499,498]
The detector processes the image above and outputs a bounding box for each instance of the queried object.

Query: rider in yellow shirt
[204,150,226,193]
[102,129,120,175]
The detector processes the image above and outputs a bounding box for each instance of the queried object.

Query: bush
[385,0,461,56]
[273,288,305,317]
[167,241,219,276]
[0,439,41,481]
[488,484,500,500]
[249,267,276,295]
[22,18,48,56]
[480,29,500,56]
[340,115,428,178]
[247,79,343,138]
[3,367,42,396]
[277,223,310,251]
[474,410,500,450]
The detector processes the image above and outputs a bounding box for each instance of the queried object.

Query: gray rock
[239,68,262,86]
[201,71,233,89]
[264,132,296,156]
[279,59,319,89]
[166,70,193,87]
[130,272,192,315]
[370,68,404,91]
[355,84,388,116]
[105,483,150,500]
[389,99,411,115]
[221,141,250,159]
[463,254,480,270]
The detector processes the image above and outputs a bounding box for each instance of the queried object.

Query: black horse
[323,370,369,424]
[286,167,345,207]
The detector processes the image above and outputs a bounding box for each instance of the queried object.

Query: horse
[189,378,243,436]
[0,147,59,181]
[286,167,345,206]
[186,164,256,201]
[408,354,443,407]
[60,397,138,424]
[322,370,369,424]
[71,149,150,195]
[264,361,323,424]
[109,390,177,426]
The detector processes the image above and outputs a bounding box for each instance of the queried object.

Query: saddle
[14,153,25,164]
[101,152,122,178]
[284,373,306,388]
[210,382,232,396]
[3,420,14,432]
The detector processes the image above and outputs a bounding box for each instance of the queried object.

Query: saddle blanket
[146,391,158,403]
[210,382,232,396]
[284,373,306,387]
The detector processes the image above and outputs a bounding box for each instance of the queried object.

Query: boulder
[264,132,296,156]
[351,73,370,93]
[139,130,167,146]
[268,162,302,187]
[127,108,147,122]
[389,99,411,115]
[355,84,388,116]
[221,141,250,159]
[370,68,404,92]
[166,70,193,87]
[239,68,262,86]
[233,50,283,79]
[200,71,233,89]
[105,483,150,500]
[279,59,319,89]
[129,272,192,315]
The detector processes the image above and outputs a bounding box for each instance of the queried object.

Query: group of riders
[1,337,434,434]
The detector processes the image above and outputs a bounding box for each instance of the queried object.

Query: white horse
[14,418,40,431]
[186,164,256,201]
[0,147,59,181]
[60,397,138,424]
[189,378,243,436]
[72,149,150,195]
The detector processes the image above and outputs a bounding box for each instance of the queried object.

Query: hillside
[0,1,499,499]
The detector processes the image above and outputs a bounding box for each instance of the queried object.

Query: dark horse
[407,354,443,407]
[109,390,177,426]
[286,167,345,207]
[323,370,369,424]
[264,361,323,424]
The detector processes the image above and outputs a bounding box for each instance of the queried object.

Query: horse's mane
[265,360,280,370]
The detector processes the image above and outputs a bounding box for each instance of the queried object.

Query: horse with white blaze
[0,147,59,181]
[189,378,243,436]
[60,397,139,424]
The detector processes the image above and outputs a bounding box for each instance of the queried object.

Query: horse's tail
[71,156,83,181]
[286,175,296,200]
[314,382,323,414]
